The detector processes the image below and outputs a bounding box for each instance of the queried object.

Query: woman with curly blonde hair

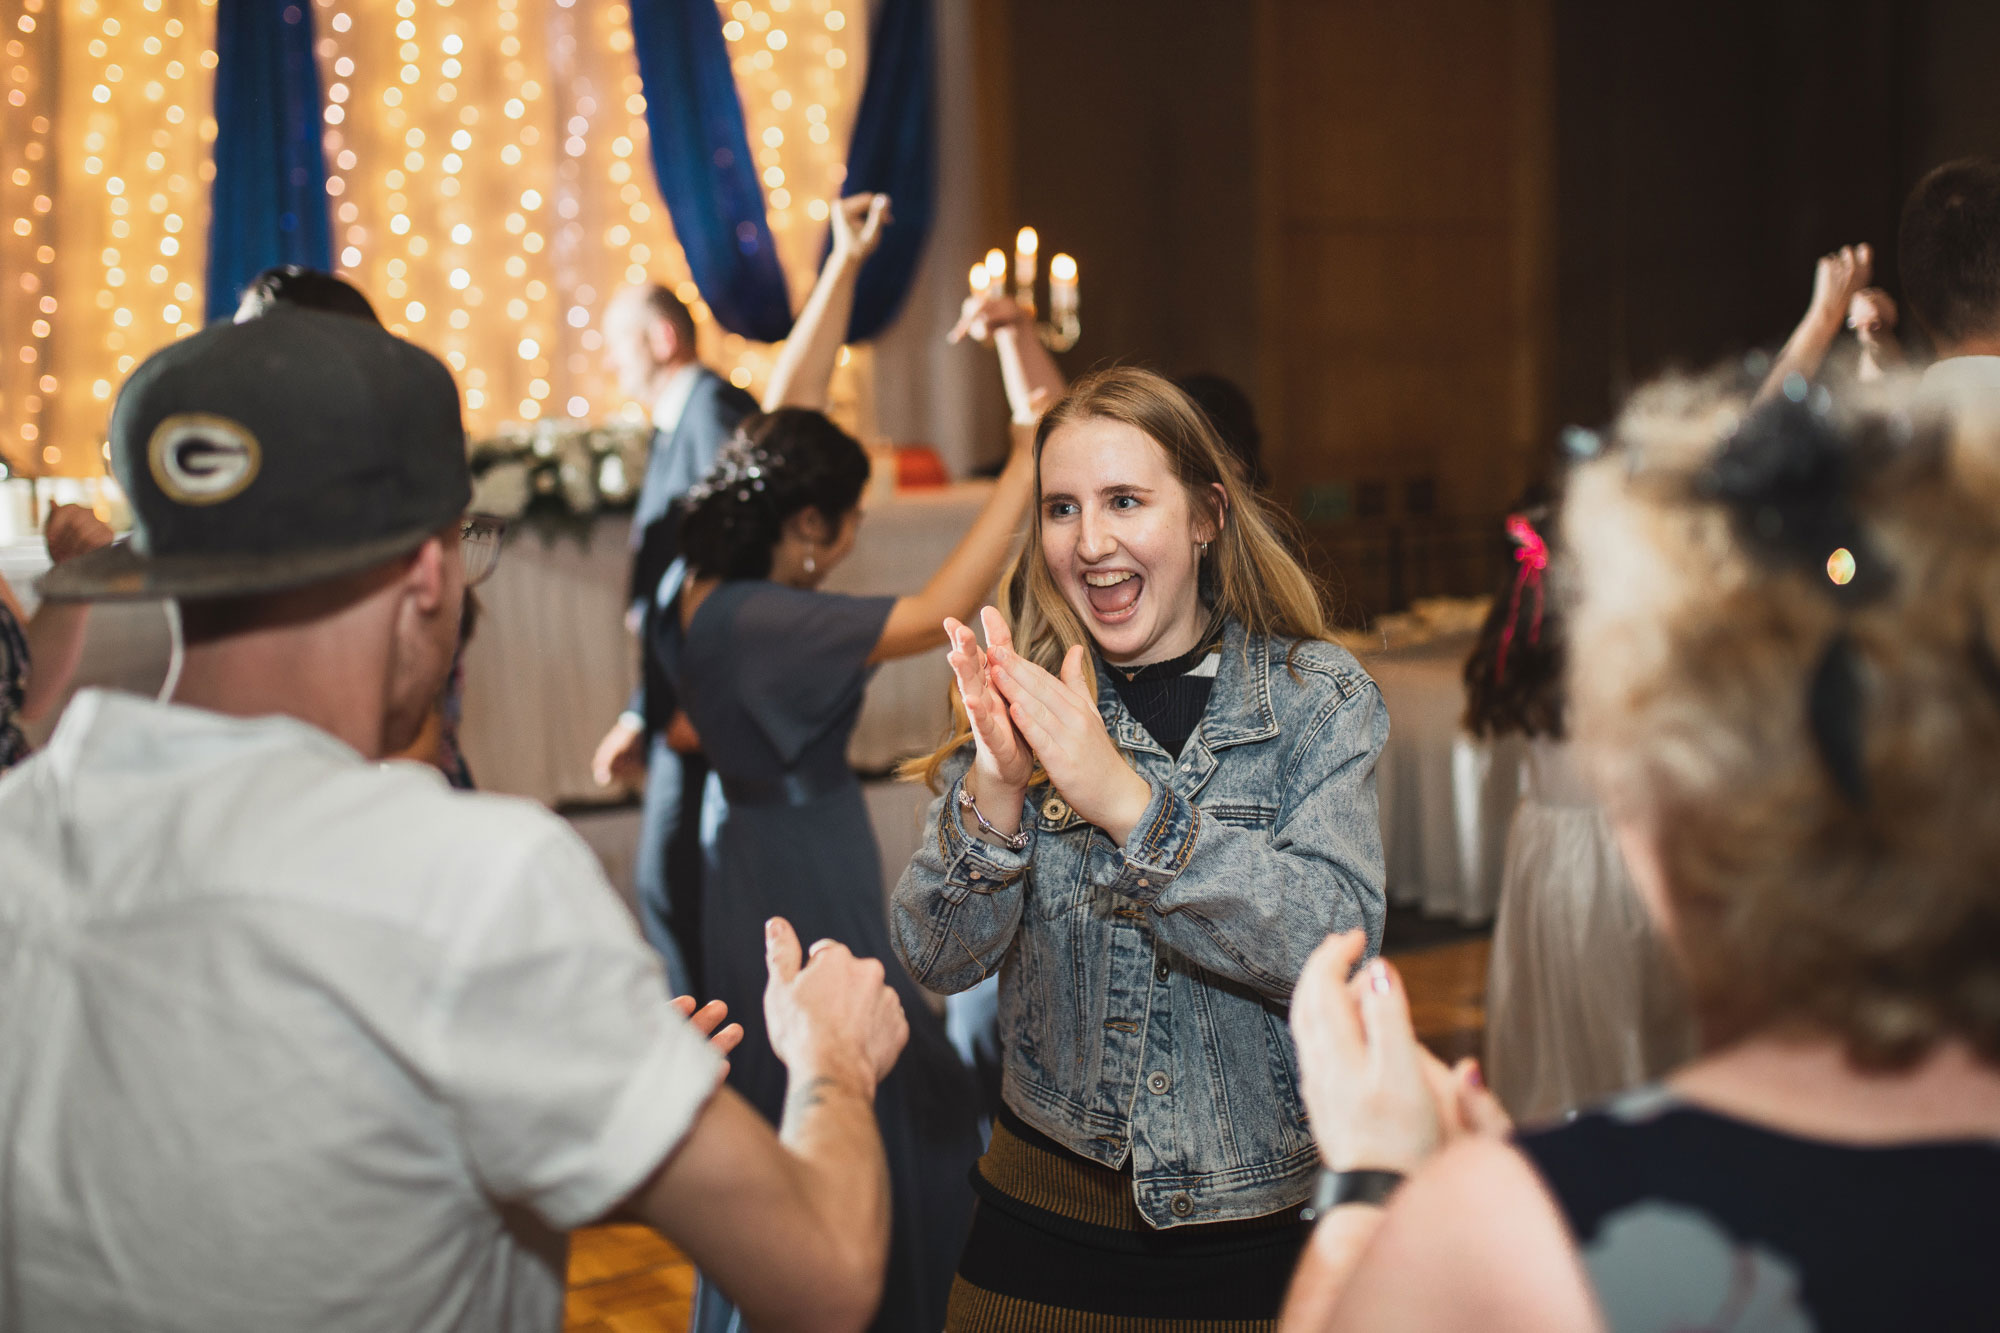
[894,366,1390,1331]
[1280,374,2000,1331]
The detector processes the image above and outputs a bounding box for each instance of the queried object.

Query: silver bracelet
[957,786,1029,851]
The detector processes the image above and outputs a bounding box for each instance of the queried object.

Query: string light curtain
[1,0,217,479]
[0,0,866,476]
[315,0,864,432]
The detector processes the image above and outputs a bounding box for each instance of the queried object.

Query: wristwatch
[1300,1167,1406,1221]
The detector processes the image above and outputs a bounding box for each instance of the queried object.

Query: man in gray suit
[593,284,755,994]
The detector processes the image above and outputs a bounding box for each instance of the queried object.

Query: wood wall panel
[1260,0,1552,615]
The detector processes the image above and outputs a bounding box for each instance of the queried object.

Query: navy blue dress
[657,572,982,1333]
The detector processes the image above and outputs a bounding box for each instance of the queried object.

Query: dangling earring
[803,548,817,575]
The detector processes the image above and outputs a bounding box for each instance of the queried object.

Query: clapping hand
[945,607,1035,820]
[984,627,1153,845]
[44,504,115,565]
[830,193,892,264]
[1290,930,1508,1176]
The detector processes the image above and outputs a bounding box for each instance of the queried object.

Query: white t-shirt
[0,690,724,1332]
[1920,353,2000,428]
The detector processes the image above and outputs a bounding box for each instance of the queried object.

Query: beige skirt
[1484,741,1698,1123]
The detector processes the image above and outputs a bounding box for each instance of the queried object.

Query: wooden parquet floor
[560,936,1493,1332]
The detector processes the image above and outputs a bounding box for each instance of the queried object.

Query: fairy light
[6,0,865,462]
[28,0,214,478]
[0,0,57,478]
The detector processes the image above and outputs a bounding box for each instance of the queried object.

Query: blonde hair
[907,366,1332,788]
[1565,371,2000,1068]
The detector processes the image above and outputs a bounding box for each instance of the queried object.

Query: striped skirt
[945,1108,1310,1332]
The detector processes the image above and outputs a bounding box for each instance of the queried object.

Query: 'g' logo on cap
[147,413,262,506]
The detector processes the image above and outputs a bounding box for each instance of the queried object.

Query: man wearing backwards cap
[0,309,909,1333]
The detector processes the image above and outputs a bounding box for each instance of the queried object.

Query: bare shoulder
[1327,1138,1602,1333]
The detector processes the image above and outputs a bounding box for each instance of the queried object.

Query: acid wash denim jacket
[891,619,1388,1230]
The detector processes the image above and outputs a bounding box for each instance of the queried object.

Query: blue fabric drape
[832,0,935,340]
[630,0,936,343]
[204,0,332,323]
[628,0,796,342]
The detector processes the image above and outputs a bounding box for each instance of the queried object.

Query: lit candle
[969,262,991,296]
[1015,225,1038,297]
[984,248,1007,294]
[1050,252,1078,325]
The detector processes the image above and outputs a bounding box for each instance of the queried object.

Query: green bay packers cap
[39,306,471,602]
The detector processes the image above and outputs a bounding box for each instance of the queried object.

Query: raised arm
[949,291,1067,426]
[865,292,1062,665]
[762,194,890,413]
[1755,244,1874,404]
[869,430,1037,663]
[1848,286,1905,382]
[19,505,115,721]
[627,918,908,1333]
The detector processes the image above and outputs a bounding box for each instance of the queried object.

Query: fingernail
[1467,1060,1484,1089]
[1368,960,1392,995]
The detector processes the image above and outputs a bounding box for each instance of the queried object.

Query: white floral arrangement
[468,417,654,541]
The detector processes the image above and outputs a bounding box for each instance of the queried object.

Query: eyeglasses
[460,515,506,587]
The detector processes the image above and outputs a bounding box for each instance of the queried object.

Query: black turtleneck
[1101,623,1225,759]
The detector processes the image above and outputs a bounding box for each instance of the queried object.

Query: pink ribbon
[1494,513,1549,682]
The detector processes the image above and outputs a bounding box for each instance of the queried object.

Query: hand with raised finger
[44,504,115,565]
[831,192,892,264]
[671,993,746,1066]
[763,917,909,1092]
[1290,930,1446,1174]
[987,639,1152,843]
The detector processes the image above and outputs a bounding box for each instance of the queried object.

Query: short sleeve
[729,584,895,766]
[433,826,725,1230]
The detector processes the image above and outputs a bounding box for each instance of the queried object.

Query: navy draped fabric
[204,0,332,323]
[630,0,936,343]
[628,0,796,342]
[833,0,935,339]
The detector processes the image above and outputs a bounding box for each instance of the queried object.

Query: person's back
[0,308,919,1333]
[1277,381,2000,1333]
[1516,1089,1997,1332]
[0,690,718,1331]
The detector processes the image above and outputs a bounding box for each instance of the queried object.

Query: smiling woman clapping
[892,367,1390,1333]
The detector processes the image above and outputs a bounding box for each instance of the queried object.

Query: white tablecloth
[459,481,998,807]
[1361,633,1523,925]
[0,540,172,749]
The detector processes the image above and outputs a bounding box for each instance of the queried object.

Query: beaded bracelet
[957,786,1029,851]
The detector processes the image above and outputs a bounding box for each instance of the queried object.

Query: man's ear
[401,534,450,615]
[647,317,681,366]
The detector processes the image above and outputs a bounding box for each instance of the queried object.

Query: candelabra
[970,226,1079,351]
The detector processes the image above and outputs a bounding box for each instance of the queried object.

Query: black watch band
[1302,1167,1406,1220]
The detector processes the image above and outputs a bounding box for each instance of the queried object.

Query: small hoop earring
[1198,541,1210,556]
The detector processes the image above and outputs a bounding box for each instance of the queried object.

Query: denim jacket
[891,621,1389,1228]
